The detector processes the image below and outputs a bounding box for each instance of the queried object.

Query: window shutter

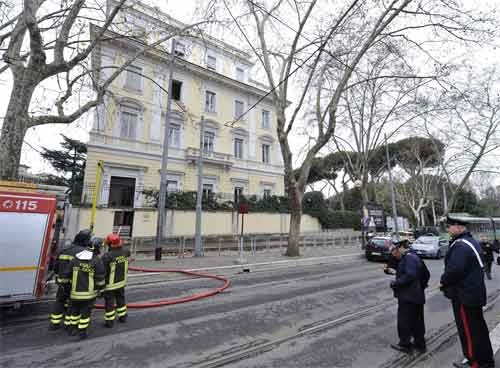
[150,109,161,142]
[136,110,144,140]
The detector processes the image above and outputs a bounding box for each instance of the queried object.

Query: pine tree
[41,135,87,202]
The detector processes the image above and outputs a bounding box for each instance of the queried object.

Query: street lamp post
[385,134,399,238]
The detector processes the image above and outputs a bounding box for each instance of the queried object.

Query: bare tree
[423,67,500,212]
[330,43,441,203]
[219,0,491,256]
[0,0,213,180]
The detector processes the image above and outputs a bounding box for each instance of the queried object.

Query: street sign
[238,202,249,214]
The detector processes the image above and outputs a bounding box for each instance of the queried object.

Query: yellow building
[83,1,285,236]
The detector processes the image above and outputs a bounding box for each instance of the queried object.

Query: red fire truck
[0,188,60,306]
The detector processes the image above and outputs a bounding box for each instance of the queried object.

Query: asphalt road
[1,257,499,368]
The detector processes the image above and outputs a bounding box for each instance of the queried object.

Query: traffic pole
[154,39,176,261]
[385,134,399,237]
[194,116,205,257]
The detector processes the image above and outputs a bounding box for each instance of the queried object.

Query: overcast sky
[1,0,500,189]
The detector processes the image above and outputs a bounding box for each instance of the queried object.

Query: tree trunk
[0,78,36,180]
[287,185,302,257]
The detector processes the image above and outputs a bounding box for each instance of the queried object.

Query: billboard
[361,203,385,232]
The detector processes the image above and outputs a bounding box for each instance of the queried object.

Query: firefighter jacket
[53,244,85,285]
[102,248,131,291]
[63,249,105,300]
[440,232,486,307]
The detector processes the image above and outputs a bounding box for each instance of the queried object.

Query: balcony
[89,132,184,159]
[186,147,234,170]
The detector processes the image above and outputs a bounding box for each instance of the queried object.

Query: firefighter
[440,216,495,368]
[62,239,105,340]
[49,229,91,331]
[89,236,103,257]
[102,234,131,328]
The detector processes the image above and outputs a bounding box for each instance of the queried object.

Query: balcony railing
[185,147,234,169]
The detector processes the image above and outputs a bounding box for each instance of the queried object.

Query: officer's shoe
[48,323,61,331]
[118,315,128,323]
[104,320,114,328]
[452,360,471,368]
[414,346,427,354]
[390,343,413,354]
[78,330,88,340]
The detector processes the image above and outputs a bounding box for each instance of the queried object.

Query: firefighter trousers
[452,300,495,368]
[50,284,71,327]
[69,299,95,334]
[103,288,127,324]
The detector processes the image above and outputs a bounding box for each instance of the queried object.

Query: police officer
[62,239,105,340]
[48,229,91,331]
[440,216,495,368]
[102,234,130,328]
[389,239,428,354]
[479,235,499,280]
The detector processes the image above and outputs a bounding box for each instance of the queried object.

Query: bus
[438,213,500,241]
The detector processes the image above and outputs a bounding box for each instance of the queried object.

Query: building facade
[82,1,285,236]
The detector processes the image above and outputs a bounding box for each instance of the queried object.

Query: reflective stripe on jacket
[64,253,105,300]
[102,248,130,290]
[54,245,84,284]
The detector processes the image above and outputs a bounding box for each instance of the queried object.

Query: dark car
[365,236,393,261]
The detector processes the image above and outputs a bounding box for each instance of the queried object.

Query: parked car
[365,236,393,261]
[410,235,448,259]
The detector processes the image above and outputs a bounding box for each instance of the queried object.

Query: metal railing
[129,231,363,258]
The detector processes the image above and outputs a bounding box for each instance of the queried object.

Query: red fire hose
[94,263,231,309]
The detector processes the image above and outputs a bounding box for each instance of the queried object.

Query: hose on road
[94,263,231,309]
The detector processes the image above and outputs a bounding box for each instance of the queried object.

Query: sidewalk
[128,243,363,283]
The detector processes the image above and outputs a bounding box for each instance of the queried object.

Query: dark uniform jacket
[392,252,426,305]
[62,249,105,300]
[53,244,85,285]
[440,232,486,307]
[102,248,131,290]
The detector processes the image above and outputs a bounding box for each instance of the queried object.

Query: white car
[411,235,449,259]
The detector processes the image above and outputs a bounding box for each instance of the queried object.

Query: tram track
[380,288,500,368]
[190,285,441,368]
[191,287,500,368]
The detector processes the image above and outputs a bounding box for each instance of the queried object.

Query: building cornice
[90,24,274,104]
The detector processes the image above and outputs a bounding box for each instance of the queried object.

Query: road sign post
[236,202,249,264]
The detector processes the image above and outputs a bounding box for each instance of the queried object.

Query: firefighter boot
[79,329,88,340]
[118,315,128,323]
[104,320,114,328]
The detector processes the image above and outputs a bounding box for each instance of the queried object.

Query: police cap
[444,215,469,226]
[390,238,409,251]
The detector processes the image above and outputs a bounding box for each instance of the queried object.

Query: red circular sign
[238,202,249,214]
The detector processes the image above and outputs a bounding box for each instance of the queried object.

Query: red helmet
[105,233,122,248]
